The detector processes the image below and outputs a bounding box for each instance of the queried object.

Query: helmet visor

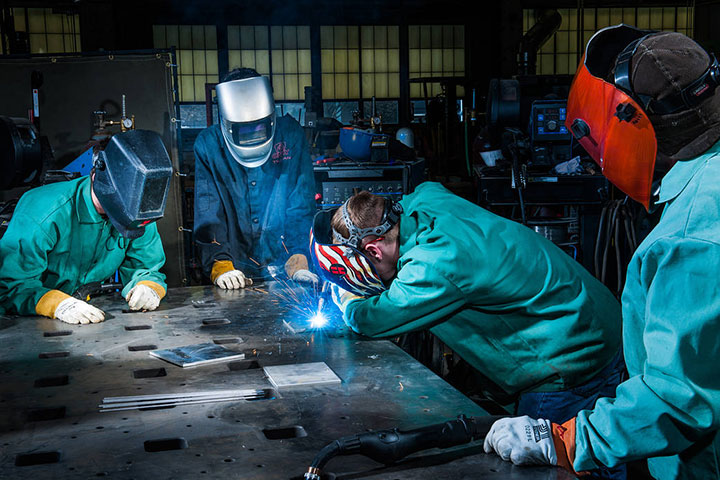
[224,116,274,148]
[566,55,657,208]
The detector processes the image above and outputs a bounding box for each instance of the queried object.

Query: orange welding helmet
[566,25,658,208]
[567,24,720,209]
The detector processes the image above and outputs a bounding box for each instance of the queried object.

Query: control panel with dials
[530,100,572,143]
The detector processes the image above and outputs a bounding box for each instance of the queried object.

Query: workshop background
[0,2,718,478]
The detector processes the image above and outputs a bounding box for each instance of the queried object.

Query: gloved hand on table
[211,260,253,289]
[54,296,106,324]
[483,415,578,473]
[330,283,363,315]
[125,284,161,311]
[284,253,319,286]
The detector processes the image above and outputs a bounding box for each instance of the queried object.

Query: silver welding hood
[92,129,173,239]
[216,76,276,168]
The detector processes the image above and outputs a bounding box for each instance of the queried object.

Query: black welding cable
[614,208,622,295]
[601,202,619,284]
[594,204,609,277]
[628,204,638,250]
[517,188,527,225]
[306,440,342,475]
[623,209,635,253]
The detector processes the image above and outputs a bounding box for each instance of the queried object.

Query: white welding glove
[215,269,252,289]
[483,416,557,466]
[125,284,161,311]
[292,269,320,286]
[54,297,106,325]
[330,283,362,315]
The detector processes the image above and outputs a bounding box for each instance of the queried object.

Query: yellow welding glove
[211,260,252,289]
[126,281,165,311]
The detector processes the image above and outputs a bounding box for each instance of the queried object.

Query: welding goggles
[216,76,276,168]
[92,130,173,239]
[310,198,402,297]
[567,24,720,209]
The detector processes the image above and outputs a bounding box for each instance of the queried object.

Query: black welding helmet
[92,129,173,239]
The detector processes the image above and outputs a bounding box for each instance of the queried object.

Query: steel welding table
[0,284,575,479]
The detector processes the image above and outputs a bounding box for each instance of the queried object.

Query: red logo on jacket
[272,142,291,164]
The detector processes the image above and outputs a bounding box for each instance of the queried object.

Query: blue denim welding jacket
[192,115,315,279]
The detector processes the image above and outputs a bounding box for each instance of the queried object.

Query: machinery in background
[477,74,608,272]
[0,115,46,190]
[314,123,424,209]
[485,76,575,168]
[62,94,136,176]
[0,94,138,240]
[314,157,425,209]
[313,93,424,209]
[529,100,572,166]
[0,115,52,239]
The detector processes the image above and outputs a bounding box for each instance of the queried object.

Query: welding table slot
[38,351,69,359]
[43,330,72,337]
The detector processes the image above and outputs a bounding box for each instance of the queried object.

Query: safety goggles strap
[333,198,403,249]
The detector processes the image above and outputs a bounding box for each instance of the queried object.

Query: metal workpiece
[0,284,574,479]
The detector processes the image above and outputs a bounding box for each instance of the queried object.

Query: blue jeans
[516,352,627,480]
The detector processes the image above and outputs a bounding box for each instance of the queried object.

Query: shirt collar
[76,176,105,224]
[656,140,720,205]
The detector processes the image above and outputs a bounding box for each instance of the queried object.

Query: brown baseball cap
[630,31,720,161]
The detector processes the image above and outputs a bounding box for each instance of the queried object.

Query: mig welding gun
[303,414,504,479]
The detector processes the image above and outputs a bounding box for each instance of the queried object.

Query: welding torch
[303,414,504,479]
[317,281,330,313]
[73,281,123,302]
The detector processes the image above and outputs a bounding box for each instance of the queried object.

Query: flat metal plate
[0,284,575,479]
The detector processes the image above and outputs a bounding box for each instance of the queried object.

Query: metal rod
[102,388,263,404]
[100,393,261,410]
[99,394,267,413]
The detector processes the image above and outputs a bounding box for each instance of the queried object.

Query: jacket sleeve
[283,122,316,258]
[572,237,720,470]
[192,132,232,276]
[0,211,58,315]
[118,223,167,298]
[344,248,466,337]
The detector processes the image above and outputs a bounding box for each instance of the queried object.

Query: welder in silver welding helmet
[92,129,173,239]
[216,76,276,168]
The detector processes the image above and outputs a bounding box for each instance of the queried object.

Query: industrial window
[524,7,694,76]
[227,25,311,102]
[153,25,218,102]
[320,25,400,101]
[9,7,80,54]
[408,25,465,98]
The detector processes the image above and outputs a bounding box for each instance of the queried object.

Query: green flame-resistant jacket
[0,176,167,316]
[573,141,720,479]
[344,181,622,399]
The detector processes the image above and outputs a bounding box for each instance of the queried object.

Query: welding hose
[614,208,622,293]
[303,415,504,480]
[594,203,609,278]
[464,115,472,177]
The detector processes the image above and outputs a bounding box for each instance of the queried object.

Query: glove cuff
[551,417,582,475]
[285,253,309,278]
[211,260,235,283]
[35,289,71,318]
[137,280,166,299]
